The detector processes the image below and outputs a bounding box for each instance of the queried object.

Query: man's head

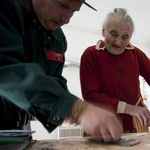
[32,0,96,30]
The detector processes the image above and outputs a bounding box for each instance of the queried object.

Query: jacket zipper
[117,55,125,101]
[117,55,127,130]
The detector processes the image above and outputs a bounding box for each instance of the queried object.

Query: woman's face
[102,16,133,55]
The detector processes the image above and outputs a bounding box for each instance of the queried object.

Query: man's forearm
[67,99,89,124]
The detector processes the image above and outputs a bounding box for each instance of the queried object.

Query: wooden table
[27,133,150,150]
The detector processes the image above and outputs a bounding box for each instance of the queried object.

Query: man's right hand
[79,105,123,142]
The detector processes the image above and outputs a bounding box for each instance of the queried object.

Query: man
[0,0,123,142]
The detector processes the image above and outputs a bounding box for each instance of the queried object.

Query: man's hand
[125,104,150,127]
[79,105,123,142]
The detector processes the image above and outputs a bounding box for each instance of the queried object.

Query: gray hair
[103,8,135,34]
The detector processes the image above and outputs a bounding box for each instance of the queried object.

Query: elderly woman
[80,8,150,132]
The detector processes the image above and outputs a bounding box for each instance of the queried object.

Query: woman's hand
[125,104,150,127]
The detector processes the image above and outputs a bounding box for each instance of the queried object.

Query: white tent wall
[61,25,150,99]
[61,0,150,99]
[62,25,102,99]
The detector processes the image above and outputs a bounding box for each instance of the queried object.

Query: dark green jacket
[0,0,78,132]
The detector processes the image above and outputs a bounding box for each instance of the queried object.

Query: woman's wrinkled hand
[125,104,150,127]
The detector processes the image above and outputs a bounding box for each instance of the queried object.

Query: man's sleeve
[0,0,78,132]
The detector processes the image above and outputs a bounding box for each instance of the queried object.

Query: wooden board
[134,116,150,132]
[27,133,150,150]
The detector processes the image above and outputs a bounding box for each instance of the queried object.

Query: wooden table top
[27,133,150,150]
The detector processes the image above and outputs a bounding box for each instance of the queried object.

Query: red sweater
[80,40,150,131]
